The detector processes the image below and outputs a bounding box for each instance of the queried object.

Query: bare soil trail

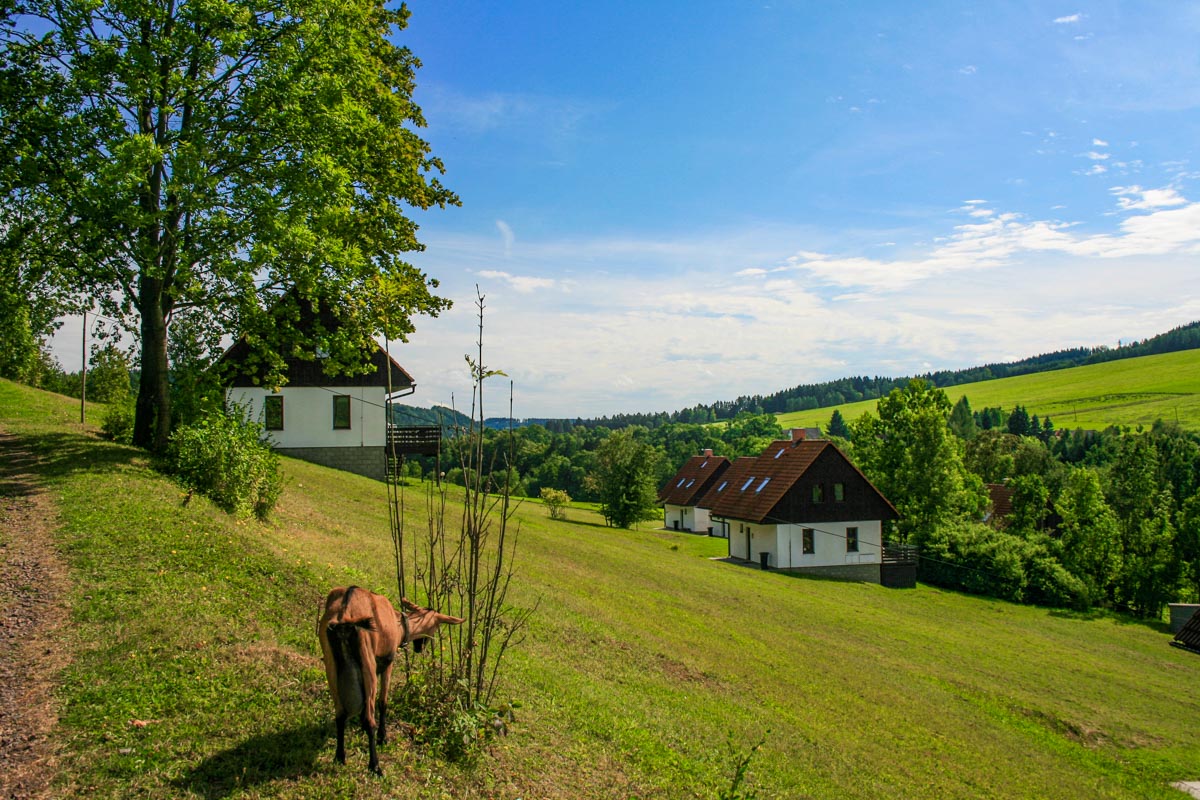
[0,429,72,799]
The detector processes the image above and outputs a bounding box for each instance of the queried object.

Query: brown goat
[317,586,463,774]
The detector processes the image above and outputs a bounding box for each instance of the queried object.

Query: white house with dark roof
[705,439,899,582]
[657,449,732,533]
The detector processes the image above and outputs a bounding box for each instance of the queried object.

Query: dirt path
[0,430,72,799]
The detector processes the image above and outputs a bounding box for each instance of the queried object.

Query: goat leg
[334,711,348,765]
[364,717,381,776]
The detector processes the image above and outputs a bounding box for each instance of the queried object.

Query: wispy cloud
[1054,13,1083,24]
[476,270,556,293]
[1111,185,1187,210]
[495,220,515,256]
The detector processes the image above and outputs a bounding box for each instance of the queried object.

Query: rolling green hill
[2,378,1199,798]
[777,348,1200,434]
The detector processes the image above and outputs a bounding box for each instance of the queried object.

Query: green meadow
[2,377,1199,799]
[776,349,1200,434]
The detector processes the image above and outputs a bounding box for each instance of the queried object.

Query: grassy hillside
[2,378,1200,798]
[776,348,1200,433]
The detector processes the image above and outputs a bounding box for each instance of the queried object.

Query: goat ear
[437,612,465,626]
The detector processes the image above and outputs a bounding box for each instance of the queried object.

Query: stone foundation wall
[277,446,386,482]
[779,562,881,584]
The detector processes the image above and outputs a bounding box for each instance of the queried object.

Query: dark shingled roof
[658,454,732,506]
[1174,608,1200,655]
[706,439,898,524]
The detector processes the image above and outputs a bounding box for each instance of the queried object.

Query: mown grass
[777,348,1200,433]
[2,378,1200,798]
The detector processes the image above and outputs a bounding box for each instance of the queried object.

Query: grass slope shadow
[173,722,328,799]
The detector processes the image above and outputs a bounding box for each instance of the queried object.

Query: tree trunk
[132,275,172,452]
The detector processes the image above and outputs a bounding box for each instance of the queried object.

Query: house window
[812,483,824,503]
[802,528,815,554]
[834,483,845,502]
[332,395,352,429]
[846,526,859,552]
[264,396,284,430]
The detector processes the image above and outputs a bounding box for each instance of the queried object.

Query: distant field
[3,378,1200,798]
[777,348,1200,433]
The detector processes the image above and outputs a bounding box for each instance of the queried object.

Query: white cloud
[959,65,977,75]
[1054,13,1082,24]
[476,269,556,293]
[1093,138,1109,147]
[1111,185,1187,210]
[1086,151,1109,161]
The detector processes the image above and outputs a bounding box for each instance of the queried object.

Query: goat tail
[326,620,372,719]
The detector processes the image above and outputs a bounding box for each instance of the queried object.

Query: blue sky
[50,2,1200,418]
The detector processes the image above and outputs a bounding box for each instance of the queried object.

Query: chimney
[789,428,808,442]
[703,449,714,457]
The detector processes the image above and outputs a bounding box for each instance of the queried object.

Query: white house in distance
[705,436,899,582]
[219,327,423,482]
[657,450,732,533]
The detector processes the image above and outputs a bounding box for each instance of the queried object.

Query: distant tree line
[460,321,1198,432]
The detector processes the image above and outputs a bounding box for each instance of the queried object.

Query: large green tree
[851,379,987,543]
[2,0,455,450]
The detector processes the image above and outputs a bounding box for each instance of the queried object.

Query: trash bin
[759,551,770,570]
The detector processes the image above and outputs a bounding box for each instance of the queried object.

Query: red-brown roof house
[707,439,899,582]
[658,450,732,533]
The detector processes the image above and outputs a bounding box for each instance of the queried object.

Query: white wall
[664,504,714,533]
[722,519,882,568]
[226,386,387,448]
[773,520,883,570]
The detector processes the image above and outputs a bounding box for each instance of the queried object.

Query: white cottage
[220,335,418,482]
[707,439,899,582]
[658,449,732,534]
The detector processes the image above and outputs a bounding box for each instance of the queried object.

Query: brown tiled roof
[695,457,757,510]
[986,483,1014,524]
[658,454,732,506]
[706,439,898,524]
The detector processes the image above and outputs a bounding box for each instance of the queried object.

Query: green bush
[165,406,282,519]
[918,520,1090,609]
[100,398,135,444]
[919,520,1026,602]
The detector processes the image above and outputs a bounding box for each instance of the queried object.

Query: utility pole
[80,310,87,424]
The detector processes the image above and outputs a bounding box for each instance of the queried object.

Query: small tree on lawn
[540,487,571,520]
[593,427,664,529]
